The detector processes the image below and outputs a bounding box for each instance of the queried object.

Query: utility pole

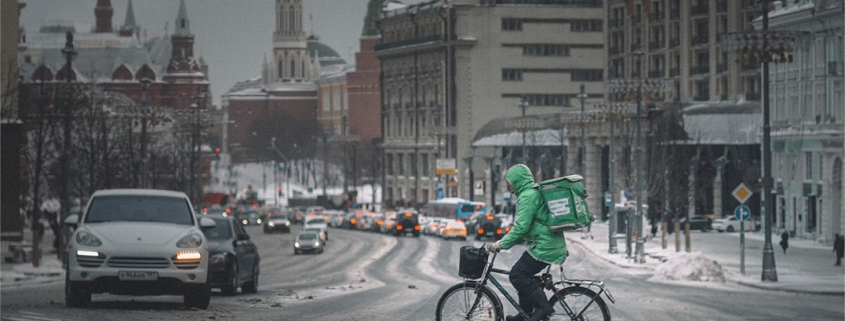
[139,77,151,188]
[608,103,618,254]
[57,31,77,268]
[759,0,777,282]
[579,84,587,181]
[633,48,646,264]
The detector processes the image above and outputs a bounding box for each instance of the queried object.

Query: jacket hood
[505,164,535,195]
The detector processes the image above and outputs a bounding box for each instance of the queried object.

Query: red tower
[94,0,113,33]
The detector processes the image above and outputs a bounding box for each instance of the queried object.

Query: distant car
[263,209,291,234]
[203,215,260,296]
[239,211,261,226]
[680,215,713,232]
[289,207,306,224]
[423,217,442,236]
[394,210,421,237]
[380,214,397,234]
[475,214,504,240]
[304,206,325,222]
[64,189,216,309]
[304,227,328,242]
[436,220,451,237]
[712,216,760,233]
[294,232,324,254]
[442,220,467,240]
[304,218,328,240]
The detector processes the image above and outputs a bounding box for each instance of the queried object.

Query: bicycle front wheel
[548,286,610,321]
[436,281,503,321]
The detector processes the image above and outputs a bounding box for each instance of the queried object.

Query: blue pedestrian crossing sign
[734,205,751,221]
[436,188,444,200]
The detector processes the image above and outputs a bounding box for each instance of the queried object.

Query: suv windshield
[85,195,194,225]
[307,218,325,225]
[305,228,322,234]
[298,233,318,240]
[204,218,233,240]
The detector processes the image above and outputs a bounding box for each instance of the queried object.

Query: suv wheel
[242,265,258,294]
[65,273,91,308]
[222,263,238,296]
[726,226,735,232]
[184,283,211,309]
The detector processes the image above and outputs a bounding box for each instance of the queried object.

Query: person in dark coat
[834,234,844,266]
[779,230,789,254]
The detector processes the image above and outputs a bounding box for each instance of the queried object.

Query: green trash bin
[535,174,592,232]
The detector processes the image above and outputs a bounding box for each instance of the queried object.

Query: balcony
[691,5,709,17]
[648,69,665,78]
[690,65,709,75]
[670,68,680,77]
[717,63,727,73]
[650,11,665,23]
[692,34,709,46]
[649,41,664,52]
[670,8,679,20]
[669,38,680,47]
[746,92,760,100]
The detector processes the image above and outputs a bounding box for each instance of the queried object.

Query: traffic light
[278,187,283,196]
[214,147,221,154]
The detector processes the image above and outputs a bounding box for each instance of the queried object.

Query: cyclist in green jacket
[489,164,567,321]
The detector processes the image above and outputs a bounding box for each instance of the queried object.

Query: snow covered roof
[680,101,761,145]
[473,129,568,147]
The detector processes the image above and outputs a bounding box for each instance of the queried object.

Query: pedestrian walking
[834,234,844,266]
[779,230,789,254]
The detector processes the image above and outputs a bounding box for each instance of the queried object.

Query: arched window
[290,8,296,31]
[135,64,156,81]
[278,62,283,79]
[302,61,307,79]
[31,65,54,82]
[112,64,133,81]
[278,5,284,31]
[290,60,296,78]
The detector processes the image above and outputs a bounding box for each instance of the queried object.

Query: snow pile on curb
[652,252,726,282]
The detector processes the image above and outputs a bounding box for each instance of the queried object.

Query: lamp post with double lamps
[606,58,672,263]
[722,0,808,282]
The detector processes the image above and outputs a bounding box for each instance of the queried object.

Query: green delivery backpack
[534,174,593,232]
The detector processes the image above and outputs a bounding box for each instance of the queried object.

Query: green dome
[307,36,346,66]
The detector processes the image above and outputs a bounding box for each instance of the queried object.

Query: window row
[502,18,603,32]
[502,69,603,82]
[504,94,571,107]
[385,153,431,177]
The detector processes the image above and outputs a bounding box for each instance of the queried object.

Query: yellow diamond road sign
[732,183,752,204]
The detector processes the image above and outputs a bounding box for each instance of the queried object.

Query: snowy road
[2,226,843,320]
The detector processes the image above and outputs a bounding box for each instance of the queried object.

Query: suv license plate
[119,271,158,281]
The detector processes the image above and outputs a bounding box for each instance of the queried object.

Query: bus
[420,198,487,221]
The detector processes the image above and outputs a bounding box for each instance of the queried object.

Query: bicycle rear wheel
[436,281,503,321]
[548,286,610,321]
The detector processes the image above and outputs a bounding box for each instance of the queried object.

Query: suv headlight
[176,233,203,248]
[76,231,102,246]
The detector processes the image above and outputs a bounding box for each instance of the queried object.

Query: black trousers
[509,251,549,315]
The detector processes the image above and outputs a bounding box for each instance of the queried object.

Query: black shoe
[506,315,525,321]
[526,288,554,321]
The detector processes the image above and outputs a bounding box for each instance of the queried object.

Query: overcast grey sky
[22,0,427,105]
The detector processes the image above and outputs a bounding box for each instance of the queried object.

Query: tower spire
[119,0,138,37]
[175,0,191,36]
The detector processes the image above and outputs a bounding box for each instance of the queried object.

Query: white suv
[64,189,217,309]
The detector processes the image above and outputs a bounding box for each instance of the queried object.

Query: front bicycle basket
[459,245,488,279]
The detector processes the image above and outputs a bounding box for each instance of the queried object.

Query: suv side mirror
[199,217,217,231]
[64,214,79,229]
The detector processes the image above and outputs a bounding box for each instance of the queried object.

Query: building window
[387,154,394,175]
[322,92,330,112]
[398,154,405,175]
[523,44,570,56]
[422,154,429,176]
[571,69,603,81]
[570,19,603,32]
[505,94,570,107]
[502,18,522,31]
[502,69,523,81]
[806,152,813,179]
[411,154,418,176]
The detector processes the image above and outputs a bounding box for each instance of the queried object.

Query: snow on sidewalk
[1,255,64,289]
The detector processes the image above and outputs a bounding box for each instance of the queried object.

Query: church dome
[307,35,346,67]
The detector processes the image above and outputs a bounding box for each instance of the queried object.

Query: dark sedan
[203,216,261,296]
[679,215,713,232]
[263,209,292,233]
[294,232,324,254]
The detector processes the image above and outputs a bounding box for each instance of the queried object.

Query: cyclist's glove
[488,241,503,253]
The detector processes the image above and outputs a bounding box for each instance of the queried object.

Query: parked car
[294,232,324,254]
[203,215,260,296]
[64,189,217,309]
[263,209,291,233]
[441,220,467,240]
[712,217,760,233]
[679,215,713,232]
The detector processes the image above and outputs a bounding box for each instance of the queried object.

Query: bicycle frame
[466,249,615,320]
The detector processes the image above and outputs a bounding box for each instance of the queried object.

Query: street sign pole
[735,204,751,276]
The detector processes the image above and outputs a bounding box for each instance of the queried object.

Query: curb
[733,280,845,296]
[565,237,652,270]
[0,274,64,290]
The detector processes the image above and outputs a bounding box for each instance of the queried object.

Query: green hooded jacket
[499,164,568,265]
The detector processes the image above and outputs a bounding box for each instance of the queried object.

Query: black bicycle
[435,245,614,321]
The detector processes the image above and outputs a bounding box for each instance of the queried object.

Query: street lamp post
[579,84,588,181]
[57,30,77,268]
[139,77,151,188]
[633,48,646,264]
[722,0,807,282]
[519,100,529,163]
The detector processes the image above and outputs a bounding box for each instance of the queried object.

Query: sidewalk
[567,222,845,295]
[1,229,65,289]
